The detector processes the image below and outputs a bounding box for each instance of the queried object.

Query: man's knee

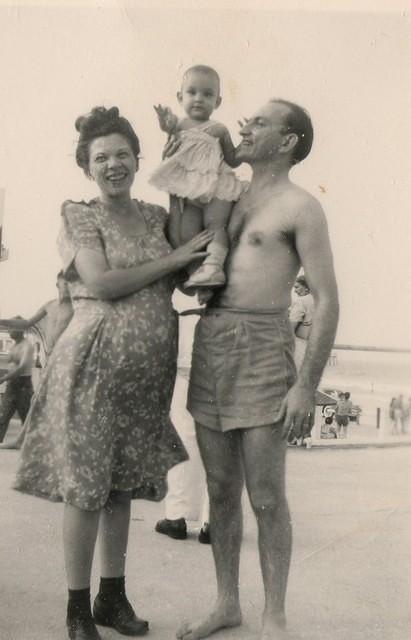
[207,472,243,507]
[247,483,286,516]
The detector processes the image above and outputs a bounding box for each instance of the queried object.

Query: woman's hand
[170,231,214,270]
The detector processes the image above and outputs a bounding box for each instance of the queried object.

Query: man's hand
[154,104,179,135]
[276,383,315,439]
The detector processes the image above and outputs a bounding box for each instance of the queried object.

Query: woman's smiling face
[88,133,138,197]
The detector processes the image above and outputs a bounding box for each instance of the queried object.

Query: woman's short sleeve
[143,202,168,230]
[57,200,104,279]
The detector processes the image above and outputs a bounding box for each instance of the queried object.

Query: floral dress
[14,199,187,511]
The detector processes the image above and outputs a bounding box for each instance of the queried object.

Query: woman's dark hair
[75,106,140,175]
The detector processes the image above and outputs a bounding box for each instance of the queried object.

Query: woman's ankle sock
[67,587,92,620]
[98,576,127,602]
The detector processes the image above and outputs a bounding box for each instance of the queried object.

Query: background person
[335,392,352,438]
[0,327,34,443]
[0,271,73,359]
[288,274,315,445]
[13,106,212,640]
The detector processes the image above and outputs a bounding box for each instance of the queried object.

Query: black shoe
[93,595,149,636]
[155,517,187,540]
[198,523,211,545]
[67,617,102,640]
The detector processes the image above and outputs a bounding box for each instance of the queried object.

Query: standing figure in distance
[0,327,34,443]
[150,64,247,289]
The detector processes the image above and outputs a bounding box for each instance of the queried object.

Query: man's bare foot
[260,613,297,639]
[176,603,242,640]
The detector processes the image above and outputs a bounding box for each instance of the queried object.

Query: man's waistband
[180,306,288,318]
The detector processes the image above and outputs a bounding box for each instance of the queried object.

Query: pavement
[0,421,411,640]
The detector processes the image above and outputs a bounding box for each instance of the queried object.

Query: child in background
[150,65,247,289]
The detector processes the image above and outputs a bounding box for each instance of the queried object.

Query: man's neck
[249,160,291,194]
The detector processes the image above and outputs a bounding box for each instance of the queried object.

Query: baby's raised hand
[154,105,179,135]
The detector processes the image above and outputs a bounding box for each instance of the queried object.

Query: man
[288,275,315,445]
[178,99,339,640]
[0,271,73,359]
[335,392,352,439]
[0,271,73,448]
[0,327,34,442]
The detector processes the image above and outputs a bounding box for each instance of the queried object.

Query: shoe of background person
[67,617,102,640]
[198,523,211,545]
[93,595,149,636]
[155,517,187,540]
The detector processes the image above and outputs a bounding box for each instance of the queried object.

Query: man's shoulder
[282,186,326,231]
[282,184,322,213]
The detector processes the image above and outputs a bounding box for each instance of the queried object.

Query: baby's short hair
[183,65,221,92]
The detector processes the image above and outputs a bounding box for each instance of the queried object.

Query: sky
[0,1,410,348]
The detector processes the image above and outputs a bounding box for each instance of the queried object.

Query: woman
[14,106,212,640]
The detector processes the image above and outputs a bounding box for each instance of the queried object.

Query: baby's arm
[153,104,180,136]
[215,125,242,168]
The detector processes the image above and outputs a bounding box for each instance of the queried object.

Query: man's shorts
[335,415,349,427]
[187,309,297,431]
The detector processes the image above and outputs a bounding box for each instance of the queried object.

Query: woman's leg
[63,504,101,638]
[185,198,233,288]
[98,490,131,578]
[63,504,100,590]
[93,491,149,634]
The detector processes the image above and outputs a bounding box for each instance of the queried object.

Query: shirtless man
[0,271,73,448]
[0,271,73,359]
[178,99,339,640]
[0,328,34,442]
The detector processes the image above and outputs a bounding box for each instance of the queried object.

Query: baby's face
[178,71,221,121]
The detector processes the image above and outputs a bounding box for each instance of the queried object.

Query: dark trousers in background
[0,377,33,442]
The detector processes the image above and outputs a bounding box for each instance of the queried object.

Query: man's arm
[278,199,339,433]
[0,342,34,384]
[0,305,48,330]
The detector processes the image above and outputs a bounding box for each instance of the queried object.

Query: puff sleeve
[57,201,104,279]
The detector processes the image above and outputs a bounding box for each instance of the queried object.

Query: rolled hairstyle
[75,106,140,175]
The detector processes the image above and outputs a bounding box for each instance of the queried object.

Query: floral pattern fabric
[14,199,187,511]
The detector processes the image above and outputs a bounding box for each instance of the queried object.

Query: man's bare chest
[228,202,292,249]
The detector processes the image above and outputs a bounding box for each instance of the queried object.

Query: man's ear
[215,96,222,109]
[281,132,298,155]
[177,91,183,105]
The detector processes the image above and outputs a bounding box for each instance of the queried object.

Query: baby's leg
[168,196,204,247]
[184,198,233,289]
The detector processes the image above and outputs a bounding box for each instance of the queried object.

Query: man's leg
[15,378,33,424]
[177,423,243,640]
[240,425,292,639]
[0,383,18,442]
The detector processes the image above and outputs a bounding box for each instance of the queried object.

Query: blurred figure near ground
[335,392,352,438]
[0,327,34,443]
[0,272,73,449]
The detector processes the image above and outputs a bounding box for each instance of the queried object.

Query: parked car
[321,388,362,424]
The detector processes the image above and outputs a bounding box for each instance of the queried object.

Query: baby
[149,65,247,289]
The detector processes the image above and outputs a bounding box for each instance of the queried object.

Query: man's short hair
[270,99,314,165]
